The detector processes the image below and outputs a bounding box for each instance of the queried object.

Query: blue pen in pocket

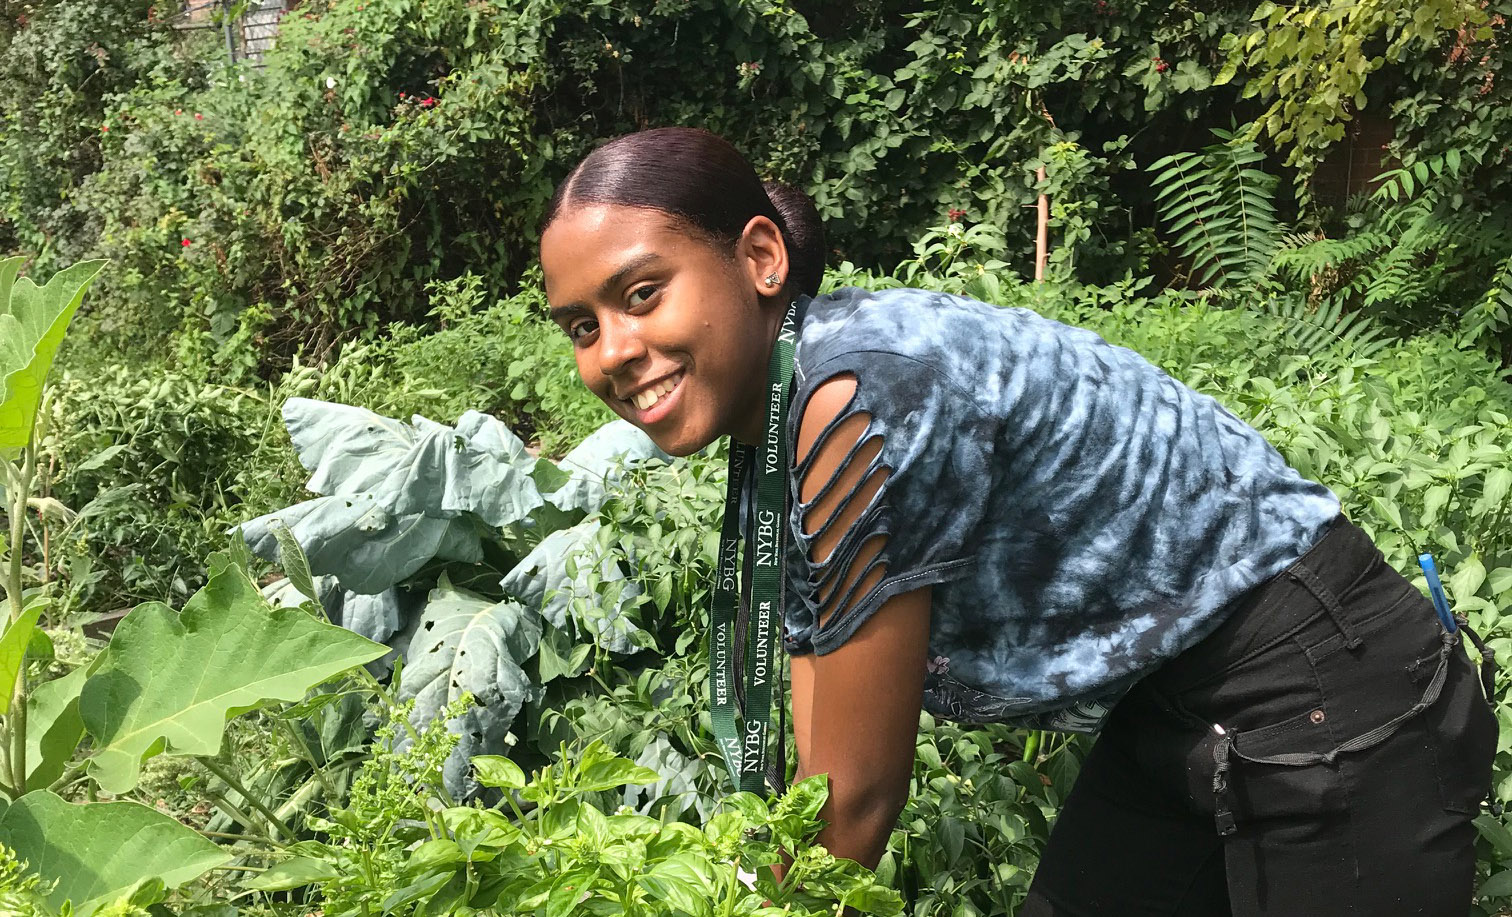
[1417,553,1458,634]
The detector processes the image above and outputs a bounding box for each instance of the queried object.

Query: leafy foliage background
[3,0,1512,913]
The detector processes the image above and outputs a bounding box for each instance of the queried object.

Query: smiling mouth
[628,372,684,411]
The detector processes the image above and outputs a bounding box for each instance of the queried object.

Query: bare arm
[787,374,929,871]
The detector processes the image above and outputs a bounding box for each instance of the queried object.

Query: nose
[596,313,647,379]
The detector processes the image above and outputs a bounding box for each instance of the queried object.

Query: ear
[736,215,791,301]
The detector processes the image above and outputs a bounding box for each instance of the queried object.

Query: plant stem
[205,788,265,838]
[4,453,31,624]
[277,718,338,799]
[199,756,297,840]
[273,771,325,824]
[48,762,87,794]
[5,447,37,793]
[198,829,278,844]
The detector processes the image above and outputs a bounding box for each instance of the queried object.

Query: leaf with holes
[239,493,483,595]
[282,398,419,496]
[79,555,387,794]
[399,575,541,794]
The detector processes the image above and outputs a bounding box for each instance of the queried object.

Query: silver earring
[765,273,781,287]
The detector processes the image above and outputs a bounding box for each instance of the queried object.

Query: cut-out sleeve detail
[781,349,991,656]
[793,379,892,631]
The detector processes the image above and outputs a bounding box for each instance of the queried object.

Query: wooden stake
[1035,166,1049,282]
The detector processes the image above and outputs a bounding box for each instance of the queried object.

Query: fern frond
[1264,295,1391,360]
[1148,130,1281,290]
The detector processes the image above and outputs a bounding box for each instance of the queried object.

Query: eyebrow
[548,252,663,323]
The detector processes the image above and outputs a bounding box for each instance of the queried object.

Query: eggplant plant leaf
[0,258,106,454]
[0,790,228,916]
[400,575,541,794]
[0,606,42,715]
[79,555,387,794]
[25,663,91,792]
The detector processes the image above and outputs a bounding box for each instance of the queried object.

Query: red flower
[174,109,182,115]
[419,96,438,108]
[948,207,967,222]
[194,112,204,120]
[181,238,192,247]
[1153,57,1169,73]
[100,125,109,132]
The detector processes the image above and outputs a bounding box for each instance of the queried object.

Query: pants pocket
[1414,644,1498,815]
[1221,705,1349,827]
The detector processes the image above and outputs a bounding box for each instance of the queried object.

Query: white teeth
[631,374,682,411]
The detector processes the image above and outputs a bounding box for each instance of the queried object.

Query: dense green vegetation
[2,0,1512,914]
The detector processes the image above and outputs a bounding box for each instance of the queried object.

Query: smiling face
[540,203,789,456]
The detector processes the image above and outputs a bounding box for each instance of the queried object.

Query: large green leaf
[399,575,540,794]
[0,258,106,453]
[239,493,483,594]
[283,398,419,495]
[25,662,91,792]
[0,606,41,715]
[0,790,228,916]
[240,401,558,595]
[79,556,387,794]
[384,410,545,527]
[280,399,545,526]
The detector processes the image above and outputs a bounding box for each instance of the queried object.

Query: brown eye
[627,284,659,308]
[568,318,598,342]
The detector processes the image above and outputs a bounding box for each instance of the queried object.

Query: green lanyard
[709,300,800,794]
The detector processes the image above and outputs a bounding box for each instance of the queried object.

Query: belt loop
[1287,564,1362,649]
[1211,727,1238,837]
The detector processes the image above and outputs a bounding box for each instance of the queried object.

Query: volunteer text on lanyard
[709,299,800,794]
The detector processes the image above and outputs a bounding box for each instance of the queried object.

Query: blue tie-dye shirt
[776,287,1340,732]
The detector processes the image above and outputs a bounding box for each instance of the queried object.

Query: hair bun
[763,180,826,297]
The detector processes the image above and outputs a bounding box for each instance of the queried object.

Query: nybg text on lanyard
[709,298,801,795]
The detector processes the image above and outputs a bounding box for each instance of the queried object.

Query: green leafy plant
[246,709,903,917]
[0,258,399,914]
[238,399,671,792]
[1216,0,1481,168]
[1148,127,1282,289]
[1271,150,1512,343]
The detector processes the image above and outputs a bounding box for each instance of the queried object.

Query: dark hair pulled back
[542,127,826,297]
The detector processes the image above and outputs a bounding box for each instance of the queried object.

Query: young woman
[538,126,1497,915]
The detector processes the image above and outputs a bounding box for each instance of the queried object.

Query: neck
[730,299,792,446]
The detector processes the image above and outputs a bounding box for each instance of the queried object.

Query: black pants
[1021,516,1498,916]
